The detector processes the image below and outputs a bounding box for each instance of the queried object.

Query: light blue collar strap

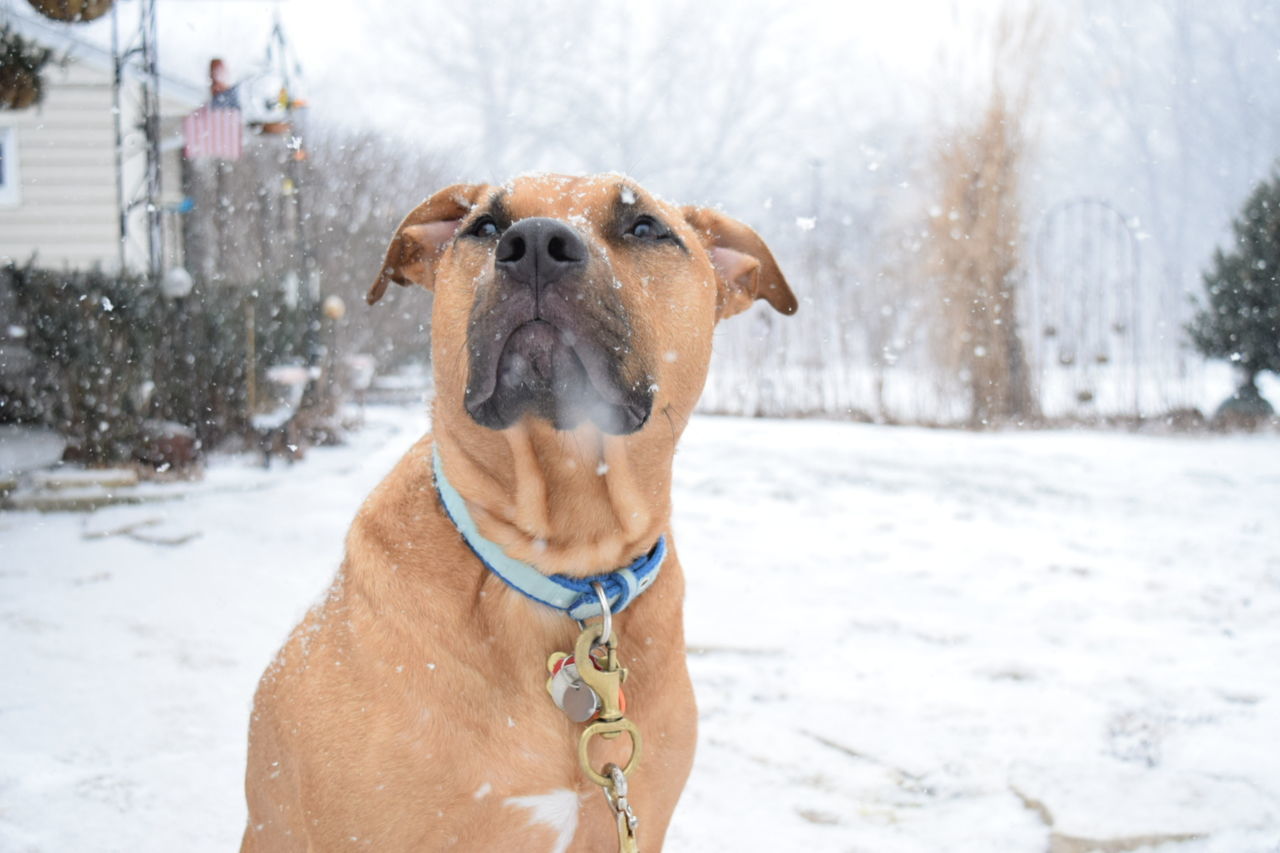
[432,445,665,621]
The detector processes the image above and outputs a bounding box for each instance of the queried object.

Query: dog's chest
[287,614,697,851]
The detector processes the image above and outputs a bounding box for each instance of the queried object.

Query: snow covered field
[2,405,1278,852]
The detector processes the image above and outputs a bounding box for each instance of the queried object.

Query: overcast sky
[8,0,1278,302]
[3,0,1006,136]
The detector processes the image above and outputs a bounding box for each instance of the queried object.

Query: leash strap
[432,444,665,620]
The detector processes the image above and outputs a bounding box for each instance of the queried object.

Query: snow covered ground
[2,405,1277,852]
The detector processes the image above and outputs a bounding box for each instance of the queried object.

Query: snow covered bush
[3,266,158,463]
[1,264,314,465]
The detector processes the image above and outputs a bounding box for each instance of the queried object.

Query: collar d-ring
[588,580,611,642]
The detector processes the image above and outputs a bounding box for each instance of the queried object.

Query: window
[0,126,20,207]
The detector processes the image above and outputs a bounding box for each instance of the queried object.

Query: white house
[0,10,203,273]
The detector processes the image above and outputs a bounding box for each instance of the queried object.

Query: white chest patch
[503,788,580,853]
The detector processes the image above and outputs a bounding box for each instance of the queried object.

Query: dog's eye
[627,216,667,241]
[467,215,500,239]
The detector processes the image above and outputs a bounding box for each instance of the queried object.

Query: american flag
[182,105,243,161]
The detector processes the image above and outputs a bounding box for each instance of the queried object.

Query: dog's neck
[433,415,673,576]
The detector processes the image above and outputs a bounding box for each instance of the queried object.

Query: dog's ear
[681,206,798,319]
[367,184,487,305]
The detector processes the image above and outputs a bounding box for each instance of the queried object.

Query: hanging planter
[0,25,53,111]
[25,0,115,23]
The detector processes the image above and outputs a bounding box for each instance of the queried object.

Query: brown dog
[241,174,795,851]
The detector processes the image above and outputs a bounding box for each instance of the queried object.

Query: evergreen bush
[1,264,313,465]
[1188,169,1280,418]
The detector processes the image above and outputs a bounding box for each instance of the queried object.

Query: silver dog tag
[547,657,601,723]
[559,678,601,723]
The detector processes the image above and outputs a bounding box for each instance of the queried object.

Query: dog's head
[369,174,796,438]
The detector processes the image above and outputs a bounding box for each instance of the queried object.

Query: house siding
[0,61,120,270]
[0,32,201,275]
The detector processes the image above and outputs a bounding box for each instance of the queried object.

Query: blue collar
[431,444,666,621]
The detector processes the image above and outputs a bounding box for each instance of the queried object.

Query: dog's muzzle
[463,219,652,435]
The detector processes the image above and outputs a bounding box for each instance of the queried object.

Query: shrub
[1188,168,1280,411]
[1,264,314,465]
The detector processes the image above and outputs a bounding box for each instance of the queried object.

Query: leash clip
[574,608,627,725]
[603,762,640,853]
[566,582,644,851]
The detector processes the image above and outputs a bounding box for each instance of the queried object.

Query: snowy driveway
[2,406,1278,851]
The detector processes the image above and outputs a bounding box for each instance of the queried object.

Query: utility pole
[110,0,164,283]
[139,0,163,283]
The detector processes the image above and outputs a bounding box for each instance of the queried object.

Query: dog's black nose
[495,218,588,288]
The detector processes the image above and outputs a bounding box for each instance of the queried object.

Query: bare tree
[925,7,1045,427]
[183,127,448,369]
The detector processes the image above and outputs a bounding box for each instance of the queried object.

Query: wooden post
[245,291,256,418]
[214,160,227,283]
